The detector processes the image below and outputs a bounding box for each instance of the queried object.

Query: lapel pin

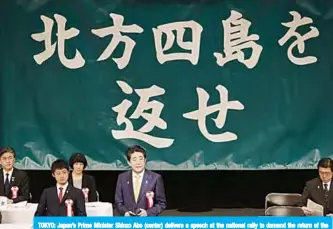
[127,181,129,184]
[146,180,148,184]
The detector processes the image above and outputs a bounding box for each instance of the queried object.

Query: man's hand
[124,211,136,216]
[7,199,13,204]
[301,207,313,216]
[137,208,147,216]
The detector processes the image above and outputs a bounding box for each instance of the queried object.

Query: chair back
[265,206,304,216]
[265,193,302,210]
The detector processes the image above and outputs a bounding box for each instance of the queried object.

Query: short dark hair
[317,158,333,171]
[51,159,69,174]
[69,153,88,169]
[0,147,16,158]
[126,145,146,161]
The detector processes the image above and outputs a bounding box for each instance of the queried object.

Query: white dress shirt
[323,181,331,191]
[3,168,14,184]
[56,182,69,197]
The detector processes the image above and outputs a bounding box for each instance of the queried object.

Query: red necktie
[58,187,63,203]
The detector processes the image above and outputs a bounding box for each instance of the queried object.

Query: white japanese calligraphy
[278,11,319,65]
[153,21,203,64]
[183,85,244,142]
[111,81,174,148]
[31,14,85,69]
[91,13,144,69]
[214,10,263,69]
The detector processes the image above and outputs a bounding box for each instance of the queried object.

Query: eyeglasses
[319,171,332,176]
[1,156,14,161]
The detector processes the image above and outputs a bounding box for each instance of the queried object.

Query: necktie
[133,175,140,202]
[324,184,329,202]
[58,187,63,203]
[4,173,10,196]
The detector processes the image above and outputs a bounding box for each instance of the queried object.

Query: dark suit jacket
[34,184,87,216]
[115,170,167,216]
[68,172,97,202]
[299,177,333,215]
[0,168,29,203]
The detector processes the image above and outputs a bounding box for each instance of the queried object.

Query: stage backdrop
[0,0,333,170]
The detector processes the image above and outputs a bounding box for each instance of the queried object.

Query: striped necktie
[324,184,329,202]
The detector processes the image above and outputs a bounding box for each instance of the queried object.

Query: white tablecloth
[1,202,113,224]
[0,224,32,229]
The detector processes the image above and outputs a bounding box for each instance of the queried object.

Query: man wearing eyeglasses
[299,158,333,216]
[0,147,30,204]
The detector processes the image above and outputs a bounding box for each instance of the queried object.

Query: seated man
[0,147,29,203]
[299,158,333,216]
[115,145,167,216]
[34,159,87,216]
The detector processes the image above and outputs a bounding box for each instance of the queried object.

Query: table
[0,224,32,229]
[1,202,113,224]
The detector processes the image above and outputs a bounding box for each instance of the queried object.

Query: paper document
[307,199,323,216]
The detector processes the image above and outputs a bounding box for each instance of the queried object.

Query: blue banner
[2,0,333,170]
[34,216,332,229]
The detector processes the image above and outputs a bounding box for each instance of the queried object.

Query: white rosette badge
[65,199,74,216]
[11,186,19,199]
[146,191,154,209]
[82,188,89,202]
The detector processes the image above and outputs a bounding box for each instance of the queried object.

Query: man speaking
[115,145,167,216]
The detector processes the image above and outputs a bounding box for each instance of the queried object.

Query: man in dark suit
[115,145,167,216]
[299,158,333,216]
[0,147,29,204]
[34,159,87,216]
